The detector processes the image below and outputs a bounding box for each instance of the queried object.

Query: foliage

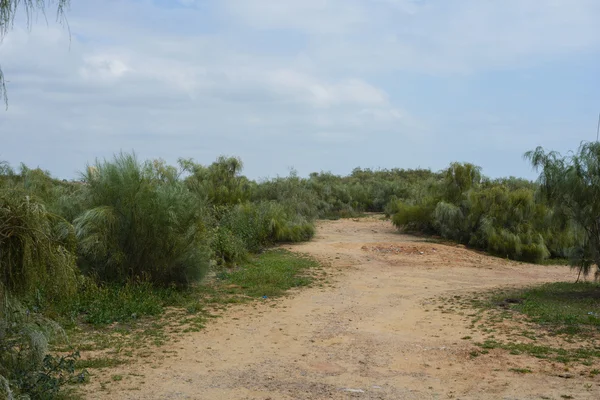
[2,144,595,396]
[74,153,211,286]
[252,170,320,220]
[181,156,252,209]
[390,161,577,263]
[210,226,249,267]
[61,279,166,326]
[440,162,482,204]
[526,142,600,277]
[392,201,436,233]
[219,202,314,256]
[0,186,77,302]
[304,168,436,217]
[0,289,83,400]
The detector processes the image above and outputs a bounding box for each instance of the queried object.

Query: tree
[0,0,70,108]
[525,142,600,278]
[75,152,211,286]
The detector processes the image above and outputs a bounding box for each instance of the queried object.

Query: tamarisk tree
[526,142,600,278]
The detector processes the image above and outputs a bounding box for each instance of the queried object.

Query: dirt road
[89,217,598,399]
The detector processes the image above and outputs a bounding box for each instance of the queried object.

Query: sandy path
[88,217,599,399]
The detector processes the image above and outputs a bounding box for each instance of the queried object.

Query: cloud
[221,0,367,34]
[0,0,598,180]
[224,0,600,73]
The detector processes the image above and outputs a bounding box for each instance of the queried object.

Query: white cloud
[222,0,367,34]
[268,70,388,108]
[225,0,600,73]
[80,54,131,81]
[0,0,598,180]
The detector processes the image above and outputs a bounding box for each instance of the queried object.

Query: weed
[509,368,532,374]
[226,250,318,298]
[76,358,127,370]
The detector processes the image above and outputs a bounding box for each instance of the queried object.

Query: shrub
[0,187,77,302]
[527,142,600,276]
[252,172,320,220]
[221,202,315,254]
[390,162,564,264]
[180,156,252,207]
[74,152,211,287]
[392,202,435,232]
[433,201,467,242]
[210,226,249,266]
[0,289,83,399]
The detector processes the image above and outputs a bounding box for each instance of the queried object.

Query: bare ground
[85,217,599,399]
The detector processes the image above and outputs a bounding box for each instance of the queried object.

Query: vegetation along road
[85,216,597,400]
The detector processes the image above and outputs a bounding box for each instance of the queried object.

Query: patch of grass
[52,281,169,327]
[510,282,600,331]
[52,248,320,398]
[76,357,128,369]
[224,249,318,297]
[437,282,600,367]
[509,368,532,374]
[57,249,318,351]
[476,339,600,364]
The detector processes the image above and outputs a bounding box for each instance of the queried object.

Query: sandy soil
[86,217,599,399]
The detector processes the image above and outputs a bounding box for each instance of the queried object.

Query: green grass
[22,249,321,400]
[221,249,318,298]
[45,248,321,400]
[509,368,533,374]
[434,282,600,366]
[55,249,319,359]
[57,281,167,326]
[76,357,128,370]
[500,282,600,334]
[54,249,318,330]
[475,339,600,363]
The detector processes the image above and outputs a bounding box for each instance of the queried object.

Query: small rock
[342,388,365,393]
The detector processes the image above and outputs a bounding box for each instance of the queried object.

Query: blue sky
[1,0,599,180]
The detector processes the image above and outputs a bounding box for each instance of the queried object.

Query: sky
[0,0,599,181]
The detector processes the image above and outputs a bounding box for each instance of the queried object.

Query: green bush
[433,201,467,242]
[211,226,249,266]
[392,202,435,232]
[389,162,569,264]
[252,172,320,220]
[221,202,315,254]
[0,290,83,400]
[181,156,252,207]
[527,142,600,276]
[0,187,78,302]
[74,153,211,287]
